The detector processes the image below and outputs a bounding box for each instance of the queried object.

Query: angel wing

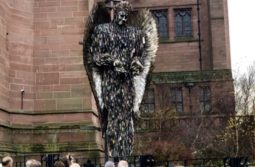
[83,2,110,132]
[128,10,159,115]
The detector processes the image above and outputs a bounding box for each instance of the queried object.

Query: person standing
[25,159,41,167]
[104,161,115,167]
[84,160,94,167]
[1,157,13,167]
[117,160,128,167]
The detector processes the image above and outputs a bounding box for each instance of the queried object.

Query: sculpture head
[113,1,132,26]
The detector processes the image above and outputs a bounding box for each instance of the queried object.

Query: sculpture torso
[91,22,144,157]
[93,23,143,75]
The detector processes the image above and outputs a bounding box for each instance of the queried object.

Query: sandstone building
[0,0,233,158]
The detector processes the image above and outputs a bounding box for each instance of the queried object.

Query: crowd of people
[0,156,129,167]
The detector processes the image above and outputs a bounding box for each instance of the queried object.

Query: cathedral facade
[0,0,233,158]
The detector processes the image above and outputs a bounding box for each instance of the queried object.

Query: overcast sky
[228,0,255,74]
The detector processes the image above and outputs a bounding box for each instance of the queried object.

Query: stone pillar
[209,0,231,69]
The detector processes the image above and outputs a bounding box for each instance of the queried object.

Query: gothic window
[199,86,211,112]
[140,89,155,113]
[170,87,183,112]
[151,9,169,39]
[174,8,192,37]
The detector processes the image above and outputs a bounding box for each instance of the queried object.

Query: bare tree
[234,62,255,115]
[202,63,255,159]
[134,108,194,161]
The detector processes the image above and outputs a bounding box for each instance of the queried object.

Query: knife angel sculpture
[83,0,158,157]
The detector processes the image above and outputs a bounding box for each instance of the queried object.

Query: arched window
[151,9,169,39]
[174,8,192,37]
[199,86,212,112]
[140,89,155,113]
[170,87,183,112]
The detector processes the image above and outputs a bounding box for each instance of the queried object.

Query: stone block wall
[0,0,10,109]
[210,0,231,69]
[151,70,235,113]
[154,79,235,113]
[8,0,35,111]
[0,0,35,111]
[34,0,92,112]
[0,0,103,156]
[130,0,231,71]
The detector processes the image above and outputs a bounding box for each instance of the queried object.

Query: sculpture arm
[91,26,114,67]
[93,53,114,66]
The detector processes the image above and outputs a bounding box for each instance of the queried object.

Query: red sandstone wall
[0,0,10,109]
[154,80,234,113]
[131,0,201,72]
[223,0,231,69]
[0,1,102,154]
[0,0,35,111]
[209,0,231,69]
[0,0,100,124]
[131,0,231,72]
[0,0,35,150]
[8,0,35,111]
[34,0,92,112]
